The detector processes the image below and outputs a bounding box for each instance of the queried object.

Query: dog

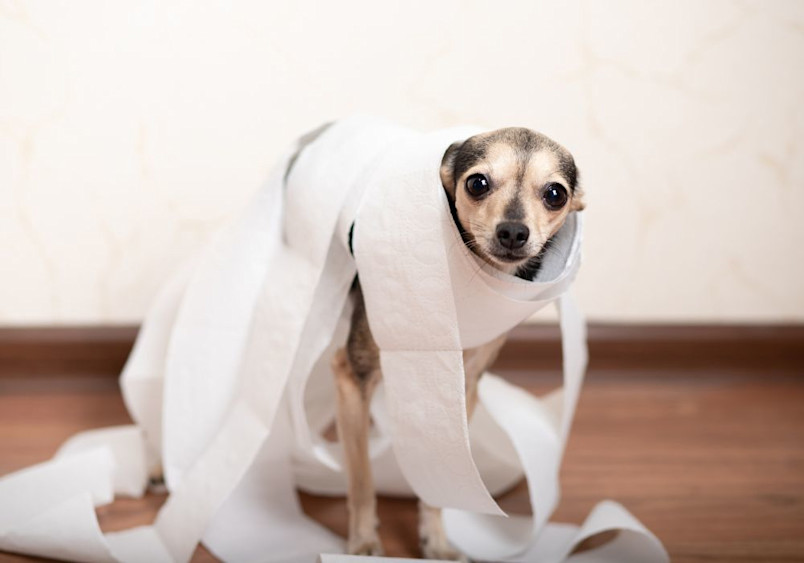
[286,124,585,560]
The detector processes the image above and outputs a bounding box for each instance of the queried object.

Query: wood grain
[0,370,802,562]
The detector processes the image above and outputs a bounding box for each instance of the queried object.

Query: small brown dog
[322,126,585,560]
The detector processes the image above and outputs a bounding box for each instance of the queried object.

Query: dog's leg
[333,347,383,556]
[418,501,468,562]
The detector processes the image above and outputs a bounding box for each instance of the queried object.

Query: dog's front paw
[421,537,469,562]
[347,534,384,556]
[147,463,167,494]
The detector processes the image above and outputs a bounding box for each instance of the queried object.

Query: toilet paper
[0,116,668,563]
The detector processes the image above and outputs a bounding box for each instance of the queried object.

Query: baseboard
[494,323,804,375]
[0,324,801,379]
[0,326,138,378]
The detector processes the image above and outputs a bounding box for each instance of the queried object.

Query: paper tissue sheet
[0,115,669,563]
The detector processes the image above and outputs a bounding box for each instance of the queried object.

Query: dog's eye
[465,174,490,197]
[542,183,568,210]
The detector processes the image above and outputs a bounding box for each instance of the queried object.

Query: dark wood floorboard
[0,371,802,562]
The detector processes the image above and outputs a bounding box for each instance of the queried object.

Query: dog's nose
[496,222,529,250]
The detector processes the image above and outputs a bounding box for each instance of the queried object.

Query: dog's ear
[440,141,463,200]
[571,187,586,212]
[570,169,586,212]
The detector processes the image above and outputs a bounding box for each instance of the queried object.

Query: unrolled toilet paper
[0,116,668,563]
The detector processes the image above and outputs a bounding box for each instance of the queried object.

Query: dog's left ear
[440,141,463,200]
[570,168,586,212]
[571,187,586,212]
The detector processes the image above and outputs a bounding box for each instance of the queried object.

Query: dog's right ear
[440,141,463,200]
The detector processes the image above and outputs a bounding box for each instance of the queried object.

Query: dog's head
[440,127,584,278]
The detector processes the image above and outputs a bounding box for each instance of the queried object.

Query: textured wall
[1,0,803,324]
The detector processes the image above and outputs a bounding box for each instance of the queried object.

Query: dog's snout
[496,222,529,250]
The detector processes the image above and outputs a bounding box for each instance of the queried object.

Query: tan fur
[448,136,584,276]
[332,347,383,556]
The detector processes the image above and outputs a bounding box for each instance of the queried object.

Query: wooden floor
[1,370,803,563]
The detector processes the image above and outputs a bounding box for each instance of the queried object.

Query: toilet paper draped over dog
[352,128,582,516]
[0,115,668,563]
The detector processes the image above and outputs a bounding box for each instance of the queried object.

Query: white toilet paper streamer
[0,116,668,563]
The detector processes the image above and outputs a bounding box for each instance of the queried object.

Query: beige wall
[1,0,802,324]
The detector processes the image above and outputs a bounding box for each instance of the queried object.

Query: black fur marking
[558,153,578,192]
[504,196,525,220]
[448,127,577,193]
[509,128,541,188]
[514,235,554,281]
[346,281,380,385]
[441,141,463,171]
[451,138,490,185]
[506,127,578,193]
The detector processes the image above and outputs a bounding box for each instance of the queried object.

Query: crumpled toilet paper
[0,115,669,563]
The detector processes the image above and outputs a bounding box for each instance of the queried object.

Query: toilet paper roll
[0,116,668,563]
